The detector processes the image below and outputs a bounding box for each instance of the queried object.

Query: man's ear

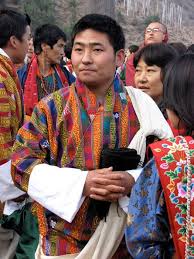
[115,49,125,67]
[9,35,18,49]
[41,43,50,53]
[163,32,168,43]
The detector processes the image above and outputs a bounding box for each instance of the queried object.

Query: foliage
[20,0,57,31]
[63,0,80,39]
[116,10,126,24]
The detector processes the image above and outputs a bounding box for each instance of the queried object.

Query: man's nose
[60,48,65,56]
[82,49,92,63]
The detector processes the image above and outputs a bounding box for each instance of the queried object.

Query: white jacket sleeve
[28,164,88,223]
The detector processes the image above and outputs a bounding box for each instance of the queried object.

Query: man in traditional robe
[0,9,31,259]
[11,14,172,258]
[18,24,75,118]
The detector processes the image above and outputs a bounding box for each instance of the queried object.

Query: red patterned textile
[24,55,69,116]
[151,136,194,258]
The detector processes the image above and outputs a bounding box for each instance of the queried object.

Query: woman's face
[134,58,163,103]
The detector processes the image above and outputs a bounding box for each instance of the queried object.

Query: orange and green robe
[11,75,140,256]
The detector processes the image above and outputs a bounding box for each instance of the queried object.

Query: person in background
[15,36,34,71]
[18,24,75,118]
[0,9,31,259]
[134,43,177,107]
[125,44,139,62]
[125,21,168,86]
[125,53,194,259]
[62,41,75,76]
[169,42,187,56]
[133,43,185,136]
[10,13,172,258]
[119,44,139,85]
[24,36,34,63]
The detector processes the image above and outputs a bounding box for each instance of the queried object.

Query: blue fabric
[17,64,28,91]
[125,158,175,258]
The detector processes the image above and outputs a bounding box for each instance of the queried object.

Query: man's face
[71,29,124,88]
[13,25,31,64]
[26,37,34,61]
[134,58,163,103]
[44,39,65,65]
[144,22,166,45]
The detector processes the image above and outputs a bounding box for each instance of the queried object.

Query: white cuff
[126,168,142,182]
[28,164,88,223]
[118,168,142,213]
[0,160,25,202]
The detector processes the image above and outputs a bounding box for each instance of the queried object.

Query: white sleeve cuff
[118,168,142,213]
[126,168,142,182]
[28,164,88,223]
[0,160,25,202]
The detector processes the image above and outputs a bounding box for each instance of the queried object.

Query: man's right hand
[83,167,127,202]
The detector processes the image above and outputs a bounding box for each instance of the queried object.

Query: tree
[62,0,80,38]
[21,0,57,30]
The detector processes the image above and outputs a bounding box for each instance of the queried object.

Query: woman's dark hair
[64,41,72,59]
[0,10,31,48]
[134,43,177,78]
[163,53,194,131]
[71,13,125,53]
[169,42,187,56]
[34,24,66,54]
[187,44,194,53]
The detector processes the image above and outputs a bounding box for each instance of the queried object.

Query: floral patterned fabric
[125,136,194,259]
[125,158,174,258]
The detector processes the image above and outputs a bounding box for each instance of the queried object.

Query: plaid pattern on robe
[12,76,140,256]
[0,54,23,165]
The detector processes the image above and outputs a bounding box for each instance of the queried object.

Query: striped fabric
[0,54,23,165]
[12,75,140,256]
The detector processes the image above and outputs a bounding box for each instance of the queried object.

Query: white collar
[0,48,10,59]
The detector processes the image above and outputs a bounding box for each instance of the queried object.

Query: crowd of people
[0,8,194,259]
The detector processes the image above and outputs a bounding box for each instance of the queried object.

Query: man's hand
[83,168,135,202]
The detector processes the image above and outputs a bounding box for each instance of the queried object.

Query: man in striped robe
[11,14,172,258]
[0,9,31,259]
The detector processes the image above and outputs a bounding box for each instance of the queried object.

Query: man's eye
[75,48,82,52]
[94,49,103,52]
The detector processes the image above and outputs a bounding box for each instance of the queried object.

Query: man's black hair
[71,13,125,53]
[34,24,66,54]
[0,9,31,48]
[128,44,139,53]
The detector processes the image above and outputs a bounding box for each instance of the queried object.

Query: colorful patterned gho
[0,54,23,165]
[12,75,140,256]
